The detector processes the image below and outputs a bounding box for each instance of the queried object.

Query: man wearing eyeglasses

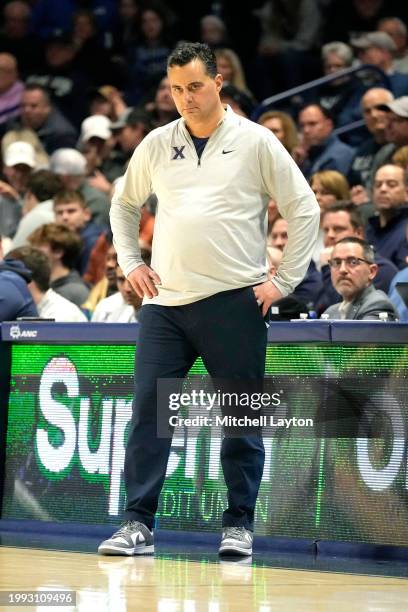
[322,236,397,320]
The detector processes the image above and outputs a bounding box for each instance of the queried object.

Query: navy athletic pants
[123,286,267,530]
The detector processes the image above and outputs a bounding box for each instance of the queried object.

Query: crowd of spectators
[1,0,408,323]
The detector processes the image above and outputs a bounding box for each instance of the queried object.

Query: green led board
[3,343,408,546]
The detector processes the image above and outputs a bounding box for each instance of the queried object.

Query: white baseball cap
[80,114,112,143]
[49,148,87,176]
[4,141,36,168]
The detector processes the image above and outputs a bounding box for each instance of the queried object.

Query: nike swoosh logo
[222,149,234,154]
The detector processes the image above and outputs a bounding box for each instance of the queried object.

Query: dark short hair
[23,83,51,105]
[167,42,217,78]
[7,246,51,292]
[321,201,364,231]
[298,103,334,123]
[26,170,63,202]
[334,236,375,263]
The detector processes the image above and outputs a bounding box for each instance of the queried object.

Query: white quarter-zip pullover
[110,106,320,306]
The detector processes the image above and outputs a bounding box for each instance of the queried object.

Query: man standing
[322,237,397,320]
[99,43,320,557]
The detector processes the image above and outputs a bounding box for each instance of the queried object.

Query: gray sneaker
[98,520,154,556]
[219,526,253,556]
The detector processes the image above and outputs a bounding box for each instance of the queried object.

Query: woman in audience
[310,169,350,211]
[258,110,299,155]
[215,48,253,98]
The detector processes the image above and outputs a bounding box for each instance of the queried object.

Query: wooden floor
[0,547,407,612]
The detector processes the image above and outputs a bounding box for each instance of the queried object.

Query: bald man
[0,53,23,131]
[348,87,394,191]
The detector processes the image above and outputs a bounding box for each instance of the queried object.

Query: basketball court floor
[0,529,407,611]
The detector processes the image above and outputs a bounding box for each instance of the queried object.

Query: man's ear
[84,207,92,222]
[215,73,223,93]
[368,263,378,281]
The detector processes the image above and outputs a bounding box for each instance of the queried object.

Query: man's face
[323,51,347,76]
[330,242,377,301]
[21,90,51,129]
[168,58,223,125]
[299,106,333,147]
[361,89,393,135]
[270,218,288,251]
[322,211,363,247]
[385,112,408,147]
[54,201,90,232]
[116,267,143,309]
[358,46,387,68]
[373,165,408,211]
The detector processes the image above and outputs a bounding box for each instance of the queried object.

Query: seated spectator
[25,32,91,130]
[296,104,355,179]
[83,238,118,312]
[309,169,351,265]
[53,189,105,275]
[144,76,179,128]
[12,169,63,248]
[366,164,408,268]
[28,222,89,307]
[49,148,110,227]
[0,1,44,77]
[316,42,366,138]
[352,31,408,97]
[111,107,153,163]
[92,265,143,322]
[0,238,37,320]
[125,3,174,105]
[378,17,408,74]
[2,125,49,168]
[322,237,397,320]
[258,110,299,155]
[269,216,323,307]
[7,245,87,321]
[0,52,24,133]
[0,140,36,239]
[78,114,123,189]
[215,48,253,98]
[348,87,394,198]
[310,170,350,211]
[4,84,77,154]
[317,202,398,313]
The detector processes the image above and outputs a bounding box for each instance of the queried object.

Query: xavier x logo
[172,146,185,160]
